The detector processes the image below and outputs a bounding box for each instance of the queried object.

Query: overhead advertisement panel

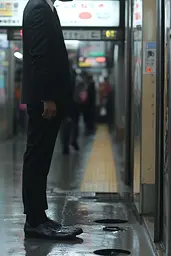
[55,0,120,27]
[0,0,120,27]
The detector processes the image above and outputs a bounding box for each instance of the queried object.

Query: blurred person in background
[13,84,21,135]
[85,73,96,134]
[19,102,27,133]
[61,70,97,154]
[60,61,80,154]
[19,72,27,133]
[61,69,89,154]
[99,76,112,123]
[99,77,111,105]
[14,70,27,134]
[74,71,89,135]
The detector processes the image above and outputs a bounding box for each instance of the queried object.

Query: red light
[20,29,23,37]
[146,67,152,73]
[96,57,106,63]
[79,12,92,19]
[14,47,19,52]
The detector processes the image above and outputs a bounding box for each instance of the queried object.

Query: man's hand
[42,101,56,119]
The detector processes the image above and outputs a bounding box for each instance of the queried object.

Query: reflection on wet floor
[0,128,155,255]
[0,195,154,256]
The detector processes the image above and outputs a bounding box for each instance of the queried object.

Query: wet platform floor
[0,127,155,255]
[0,194,155,256]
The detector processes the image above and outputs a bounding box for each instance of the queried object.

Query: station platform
[0,124,155,255]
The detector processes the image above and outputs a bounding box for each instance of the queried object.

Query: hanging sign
[7,28,120,41]
[63,30,101,40]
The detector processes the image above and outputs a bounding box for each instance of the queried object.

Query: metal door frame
[166,3,171,252]
[156,0,171,252]
[154,0,165,243]
[124,0,134,188]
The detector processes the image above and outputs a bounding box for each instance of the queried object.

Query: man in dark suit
[22,0,83,239]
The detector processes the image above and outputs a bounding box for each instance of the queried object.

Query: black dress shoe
[47,218,61,228]
[24,221,83,240]
[47,219,83,236]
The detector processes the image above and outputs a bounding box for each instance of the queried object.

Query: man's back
[22,0,70,104]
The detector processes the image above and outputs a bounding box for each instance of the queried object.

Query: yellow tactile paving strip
[81,125,118,193]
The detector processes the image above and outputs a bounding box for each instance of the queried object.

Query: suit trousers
[22,103,62,214]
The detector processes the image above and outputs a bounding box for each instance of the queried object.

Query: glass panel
[0,31,9,140]
[0,33,25,140]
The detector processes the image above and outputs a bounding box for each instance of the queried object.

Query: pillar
[140,0,156,213]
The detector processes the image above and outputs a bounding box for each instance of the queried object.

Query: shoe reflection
[24,237,83,255]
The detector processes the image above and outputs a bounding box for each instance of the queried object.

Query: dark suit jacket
[22,0,71,107]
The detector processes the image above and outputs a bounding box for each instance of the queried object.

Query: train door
[155,0,171,252]
[164,0,171,253]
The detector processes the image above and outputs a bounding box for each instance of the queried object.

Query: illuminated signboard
[78,41,106,68]
[79,41,105,56]
[78,57,106,68]
[7,29,121,41]
[55,0,120,27]
[0,0,120,27]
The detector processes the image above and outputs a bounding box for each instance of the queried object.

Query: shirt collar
[46,0,54,11]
